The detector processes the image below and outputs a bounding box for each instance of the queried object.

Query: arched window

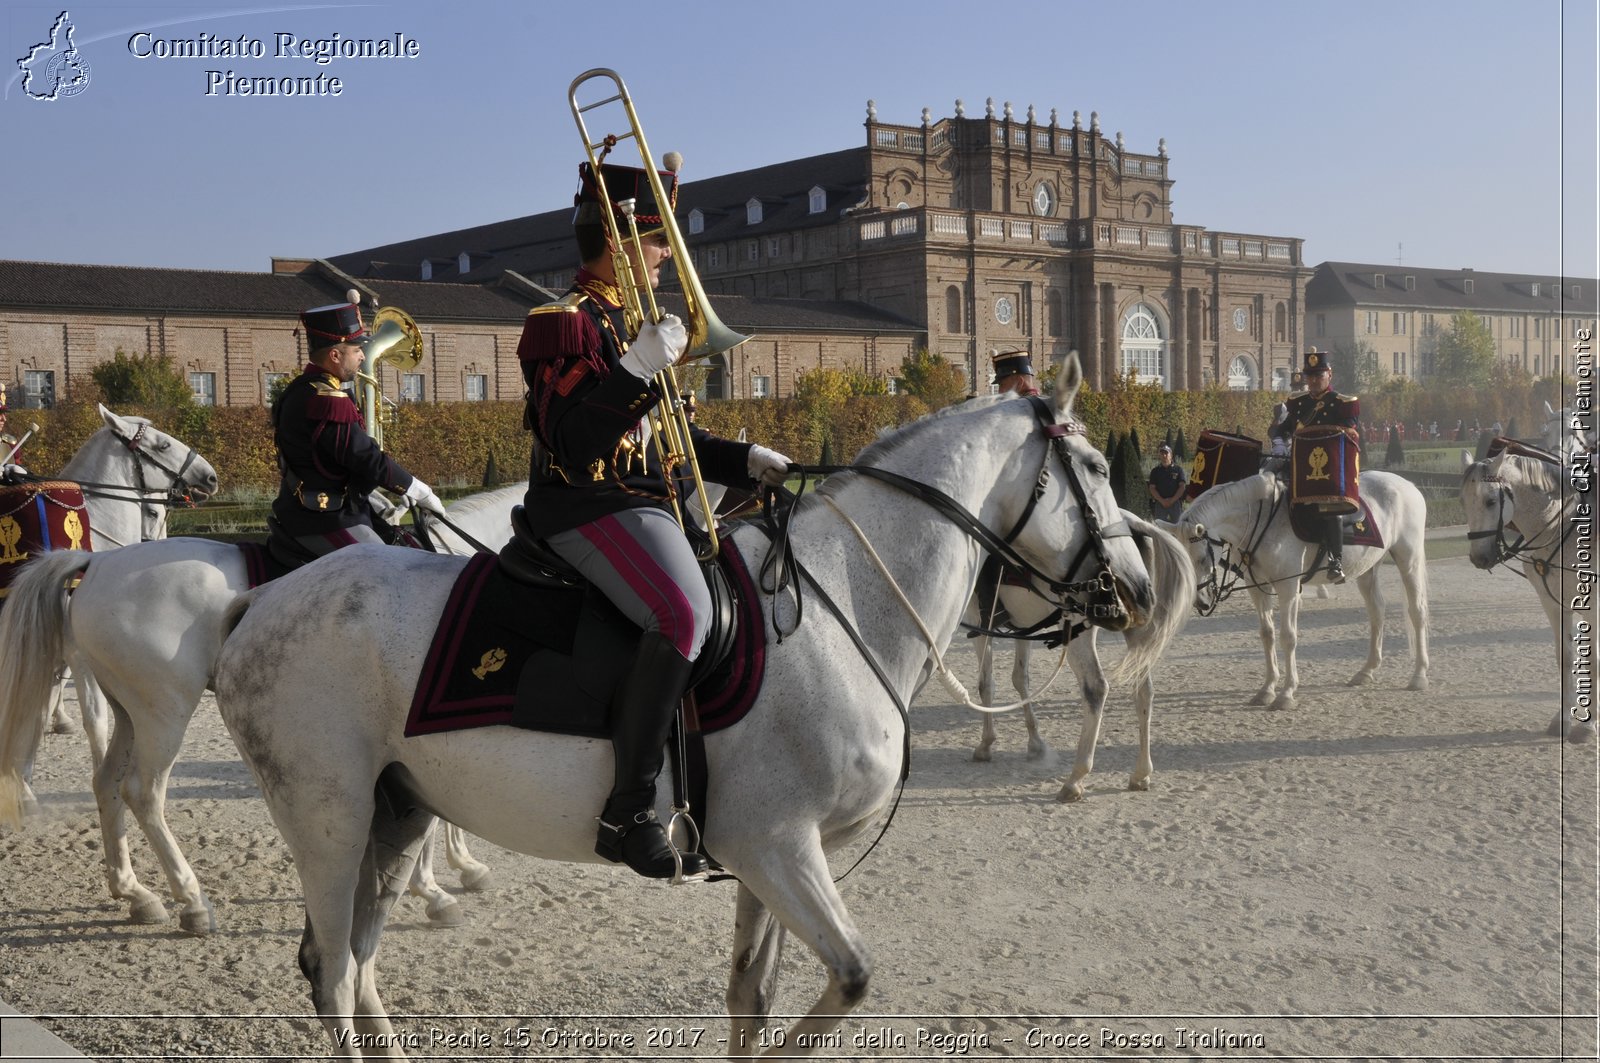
[1119,303,1168,386]
[809,186,826,214]
[1046,290,1063,337]
[746,198,763,225]
[945,286,963,333]
[1227,355,1258,390]
[688,209,704,234]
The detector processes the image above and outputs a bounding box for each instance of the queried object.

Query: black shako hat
[572,161,680,234]
[992,348,1035,380]
[300,303,367,350]
[1301,348,1333,375]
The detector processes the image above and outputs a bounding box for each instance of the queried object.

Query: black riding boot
[1323,516,1346,584]
[595,632,709,879]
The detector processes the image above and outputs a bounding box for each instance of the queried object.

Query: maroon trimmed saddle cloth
[0,481,92,603]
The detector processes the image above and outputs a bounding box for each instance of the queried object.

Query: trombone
[569,68,751,559]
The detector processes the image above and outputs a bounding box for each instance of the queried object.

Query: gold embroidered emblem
[63,511,84,549]
[472,647,509,680]
[317,492,330,510]
[0,516,27,565]
[1192,451,1207,478]
[1307,446,1331,481]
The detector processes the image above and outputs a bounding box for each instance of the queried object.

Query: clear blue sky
[3,0,1595,278]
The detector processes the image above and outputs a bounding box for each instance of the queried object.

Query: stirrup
[596,809,708,883]
[1325,558,1347,584]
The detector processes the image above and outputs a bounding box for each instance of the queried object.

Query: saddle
[406,506,758,740]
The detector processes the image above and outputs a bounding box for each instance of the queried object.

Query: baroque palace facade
[332,99,1310,398]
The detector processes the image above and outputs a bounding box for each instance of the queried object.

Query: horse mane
[815,394,1012,499]
[1489,452,1563,497]
[445,483,524,517]
[1181,469,1274,526]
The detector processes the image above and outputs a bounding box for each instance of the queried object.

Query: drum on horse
[0,486,510,934]
[967,511,1194,802]
[178,358,1151,1057]
[1179,468,1430,711]
[1460,445,1595,743]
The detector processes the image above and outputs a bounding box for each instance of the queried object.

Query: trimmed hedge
[18,378,1559,497]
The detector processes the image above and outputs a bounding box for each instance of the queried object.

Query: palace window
[464,374,488,402]
[1393,312,1407,335]
[1364,311,1379,335]
[188,372,216,407]
[22,369,56,408]
[688,209,704,234]
[746,198,763,226]
[945,285,963,333]
[751,374,771,398]
[1226,355,1257,390]
[808,186,826,214]
[262,372,288,405]
[400,374,425,403]
[1119,303,1168,387]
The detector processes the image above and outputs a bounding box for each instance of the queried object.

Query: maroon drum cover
[0,481,92,601]
[1187,430,1264,500]
[1290,426,1360,514]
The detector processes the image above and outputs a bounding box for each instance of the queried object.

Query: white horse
[185,360,1153,1057]
[969,512,1194,802]
[1460,447,1595,743]
[0,487,505,934]
[1178,469,1430,711]
[32,406,219,742]
[1542,399,1593,453]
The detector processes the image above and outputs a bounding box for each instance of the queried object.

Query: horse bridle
[1189,486,1291,615]
[1464,464,1583,598]
[73,422,208,544]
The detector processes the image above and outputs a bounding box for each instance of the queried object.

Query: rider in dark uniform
[270,302,445,560]
[517,159,791,880]
[1269,349,1360,584]
[992,348,1040,397]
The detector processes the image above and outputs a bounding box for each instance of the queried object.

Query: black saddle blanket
[1288,495,1384,550]
[405,542,767,740]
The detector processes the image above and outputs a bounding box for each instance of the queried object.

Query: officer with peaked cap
[1269,349,1361,583]
[516,158,791,880]
[992,348,1040,397]
[269,301,445,561]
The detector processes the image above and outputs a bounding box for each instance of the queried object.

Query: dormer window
[1373,273,1385,289]
[457,252,471,274]
[746,198,763,226]
[1404,275,1415,291]
[420,260,433,281]
[1463,278,1474,294]
[688,209,704,235]
[1572,284,1583,300]
[809,186,826,214]
[1531,282,1541,297]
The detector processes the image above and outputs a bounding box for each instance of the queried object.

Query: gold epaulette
[309,377,354,399]
[525,292,587,317]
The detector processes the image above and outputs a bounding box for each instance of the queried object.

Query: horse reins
[1465,462,1587,599]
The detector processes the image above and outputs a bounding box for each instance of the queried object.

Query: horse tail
[0,549,94,830]
[1107,515,1194,687]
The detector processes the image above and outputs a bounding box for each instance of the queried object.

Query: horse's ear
[1460,450,1474,470]
[97,403,122,429]
[1052,350,1083,420]
[1545,400,1556,417]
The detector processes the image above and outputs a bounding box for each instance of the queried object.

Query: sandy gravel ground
[1,555,1595,1061]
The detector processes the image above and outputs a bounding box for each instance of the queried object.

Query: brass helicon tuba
[568,68,751,559]
[355,303,424,452]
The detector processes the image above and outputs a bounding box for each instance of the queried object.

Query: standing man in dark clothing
[1269,349,1360,583]
[517,159,791,881]
[1146,443,1187,521]
[270,301,445,560]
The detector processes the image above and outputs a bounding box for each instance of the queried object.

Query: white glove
[747,444,793,487]
[1270,438,1289,458]
[619,315,688,379]
[402,476,447,517]
[1,463,27,482]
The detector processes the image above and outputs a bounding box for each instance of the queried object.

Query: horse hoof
[1269,694,1296,712]
[1128,777,1151,793]
[1249,690,1272,706]
[971,748,993,763]
[1026,742,1050,760]
[1347,672,1374,687]
[457,867,494,893]
[129,898,169,925]
[49,719,75,735]
[1056,784,1086,804]
[1408,677,1429,692]
[427,899,466,927]
[1566,721,1596,746]
[179,902,217,936]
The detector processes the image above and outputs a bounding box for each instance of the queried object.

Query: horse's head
[1001,353,1153,632]
[96,404,220,502]
[1173,473,1278,611]
[1460,455,1513,570]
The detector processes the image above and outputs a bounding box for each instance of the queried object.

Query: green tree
[1335,339,1386,394]
[91,349,195,410]
[896,348,967,410]
[1433,311,1496,389]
